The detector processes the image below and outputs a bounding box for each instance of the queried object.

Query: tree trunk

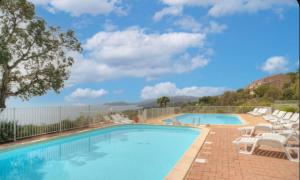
[0,64,9,109]
[0,95,6,109]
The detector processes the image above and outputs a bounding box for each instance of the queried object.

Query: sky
[8,0,299,107]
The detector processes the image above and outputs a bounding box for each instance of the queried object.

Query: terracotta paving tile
[185,115,299,180]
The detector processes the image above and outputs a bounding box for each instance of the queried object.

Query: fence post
[13,108,16,142]
[88,105,91,126]
[143,109,146,123]
[59,106,62,132]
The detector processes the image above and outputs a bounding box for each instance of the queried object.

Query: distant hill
[104,96,199,108]
[103,101,132,106]
[137,96,199,108]
[246,74,291,91]
[196,71,299,107]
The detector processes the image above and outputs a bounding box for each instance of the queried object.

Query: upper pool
[0,125,199,180]
[164,114,244,125]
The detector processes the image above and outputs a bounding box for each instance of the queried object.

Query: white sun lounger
[247,108,259,115]
[111,114,133,124]
[115,113,134,123]
[279,113,299,124]
[238,124,273,137]
[252,108,268,116]
[239,116,299,137]
[249,108,264,116]
[110,114,122,124]
[266,111,286,122]
[283,120,299,129]
[270,112,293,124]
[275,129,299,143]
[263,110,279,120]
[233,133,299,162]
[273,120,300,131]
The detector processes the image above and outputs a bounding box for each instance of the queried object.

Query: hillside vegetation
[186,71,299,108]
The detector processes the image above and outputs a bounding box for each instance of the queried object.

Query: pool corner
[165,126,210,180]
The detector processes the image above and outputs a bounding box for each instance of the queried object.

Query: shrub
[278,106,298,113]
[122,110,138,120]
[216,109,225,113]
[0,122,14,143]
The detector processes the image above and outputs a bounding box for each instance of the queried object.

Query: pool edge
[165,126,210,180]
[0,123,200,152]
[164,113,247,126]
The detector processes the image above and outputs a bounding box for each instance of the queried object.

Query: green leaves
[0,0,81,108]
[157,96,170,107]
[0,44,11,65]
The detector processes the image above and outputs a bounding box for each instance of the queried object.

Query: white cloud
[103,20,118,31]
[153,6,183,22]
[174,16,201,32]
[157,0,295,18]
[65,88,108,101]
[160,0,214,7]
[29,0,124,16]
[68,27,209,85]
[175,17,227,34]
[141,82,230,99]
[261,56,289,73]
[203,21,227,34]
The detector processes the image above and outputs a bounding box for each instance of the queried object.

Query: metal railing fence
[274,100,299,104]
[138,107,176,122]
[178,106,271,114]
[140,106,271,121]
[0,105,274,143]
[0,105,141,143]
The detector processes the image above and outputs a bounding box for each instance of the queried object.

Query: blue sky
[8,0,299,107]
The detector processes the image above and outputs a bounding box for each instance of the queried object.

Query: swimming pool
[164,114,244,125]
[0,125,199,180]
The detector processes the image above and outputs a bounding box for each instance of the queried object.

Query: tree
[198,96,217,105]
[156,96,170,107]
[0,0,81,108]
[254,85,270,98]
[263,87,282,101]
[282,88,294,100]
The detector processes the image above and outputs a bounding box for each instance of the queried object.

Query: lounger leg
[240,128,253,137]
[236,143,256,154]
[249,128,255,136]
[284,147,299,162]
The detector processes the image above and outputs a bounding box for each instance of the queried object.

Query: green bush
[0,122,14,143]
[0,116,89,144]
[122,110,138,120]
[278,106,298,113]
[216,109,226,113]
[61,117,88,130]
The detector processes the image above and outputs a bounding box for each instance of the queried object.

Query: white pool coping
[163,113,247,126]
[165,126,210,180]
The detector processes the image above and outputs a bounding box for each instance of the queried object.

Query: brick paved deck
[185,126,299,180]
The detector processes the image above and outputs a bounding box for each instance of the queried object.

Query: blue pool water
[0,125,199,180]
[164,114,244,125]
